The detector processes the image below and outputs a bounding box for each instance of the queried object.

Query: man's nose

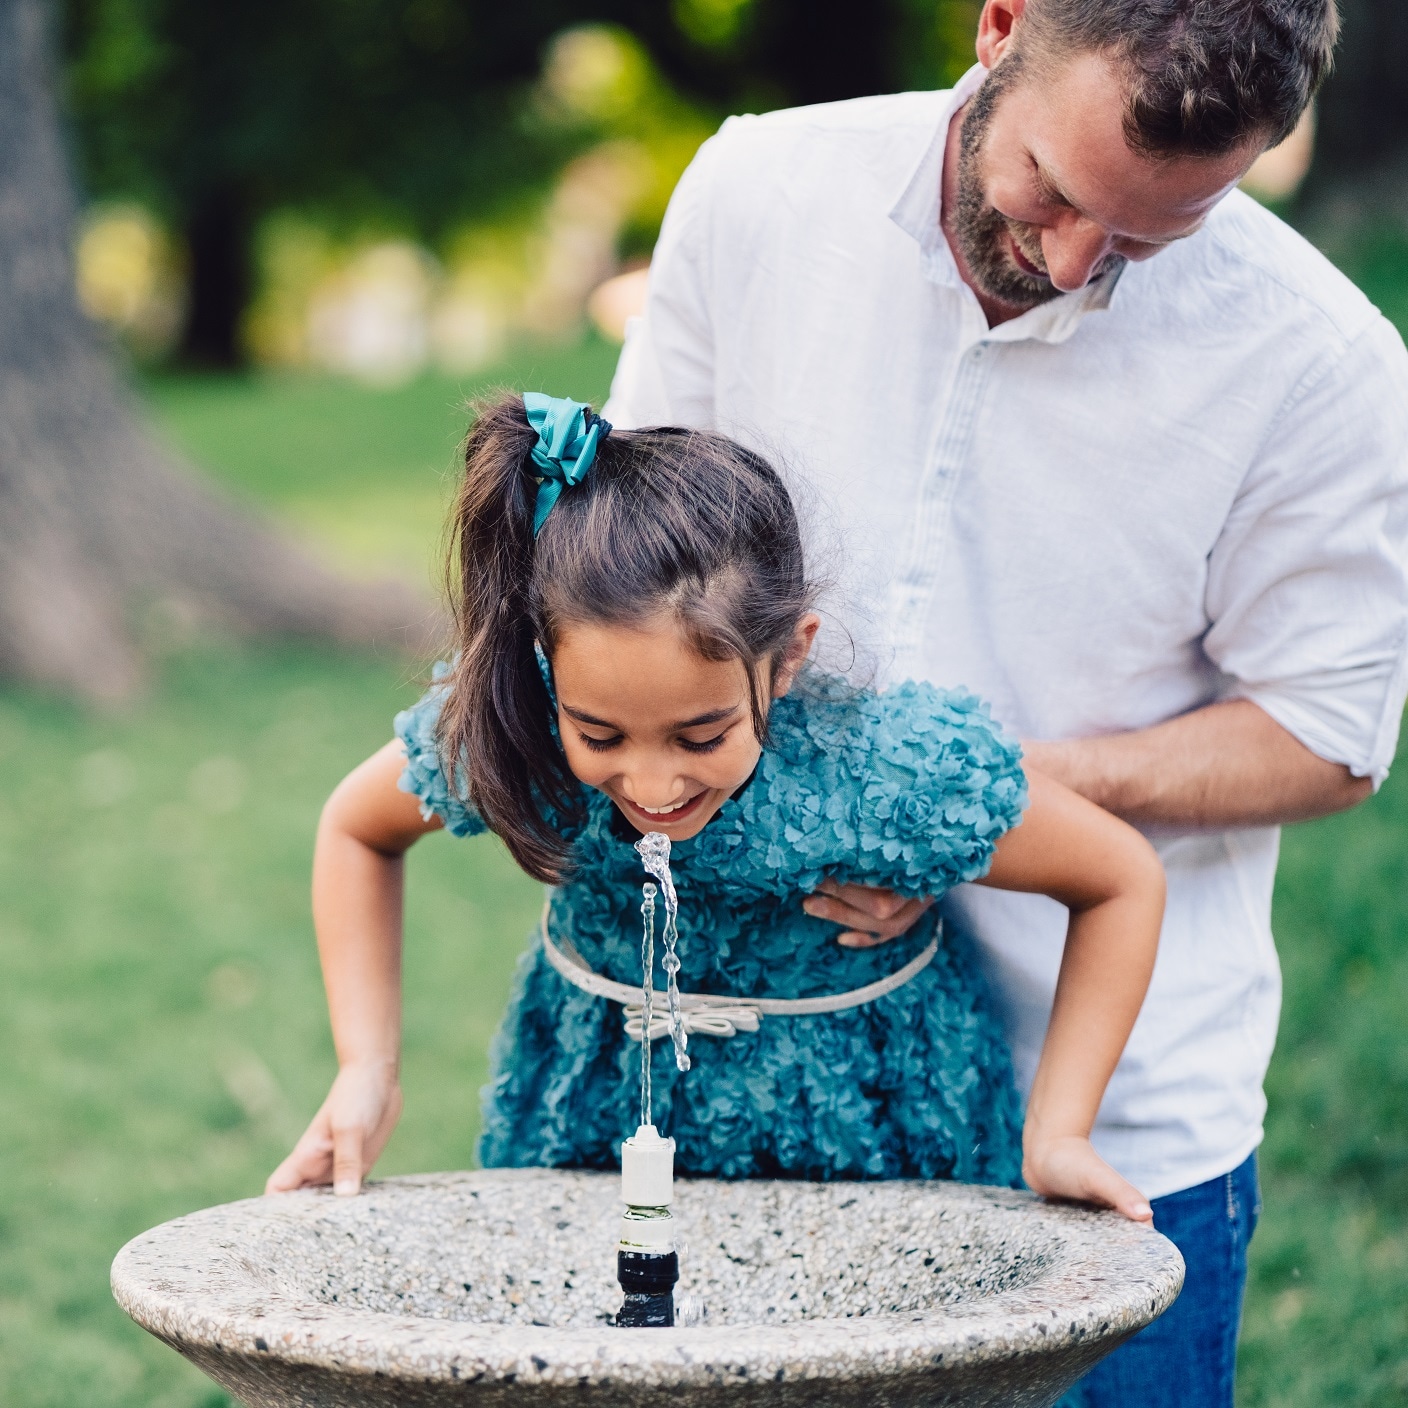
[1042,216,1115,293]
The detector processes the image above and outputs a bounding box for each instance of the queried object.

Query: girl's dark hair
[437,393,817,883]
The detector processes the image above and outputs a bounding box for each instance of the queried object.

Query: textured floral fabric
[395,672,1029,1185]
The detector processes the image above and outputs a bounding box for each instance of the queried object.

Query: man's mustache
[999,215,1125,286]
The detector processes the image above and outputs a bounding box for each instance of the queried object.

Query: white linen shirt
[603,67,1408,1199]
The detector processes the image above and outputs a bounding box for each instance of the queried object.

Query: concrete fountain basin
[112,1168,1183,1407]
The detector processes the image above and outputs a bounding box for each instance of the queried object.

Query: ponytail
[437,396,583,883]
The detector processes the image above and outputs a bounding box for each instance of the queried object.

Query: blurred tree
[618,0,978,107]
[63,0,617,367]
[1312,0,1408,178]
[0,0,430,699]
[62,0,979,368]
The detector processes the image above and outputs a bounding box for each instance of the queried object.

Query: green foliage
[60,0,981,233]
[1327,224,1408,340]
[61,0,582,235]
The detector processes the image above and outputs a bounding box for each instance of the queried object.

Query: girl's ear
[772,613,821,698]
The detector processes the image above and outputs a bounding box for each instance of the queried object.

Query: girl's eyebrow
[561,704,742,729]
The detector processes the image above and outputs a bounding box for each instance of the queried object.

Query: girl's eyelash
[679,732,728,755]
[578,733,622,752]
[576,728,731,754]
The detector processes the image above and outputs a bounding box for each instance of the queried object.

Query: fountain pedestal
[112,1169,1183,1407]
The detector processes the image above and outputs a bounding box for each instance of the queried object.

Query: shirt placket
[886,340,992,678]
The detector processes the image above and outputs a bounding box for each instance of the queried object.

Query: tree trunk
[179,183,253,369]
[0,0,438,701]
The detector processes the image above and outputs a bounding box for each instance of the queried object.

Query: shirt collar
[887,63,1122,345]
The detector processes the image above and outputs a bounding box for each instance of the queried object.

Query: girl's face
[552,613,818,842]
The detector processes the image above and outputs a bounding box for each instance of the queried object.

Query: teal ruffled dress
[396,673,1029,1187]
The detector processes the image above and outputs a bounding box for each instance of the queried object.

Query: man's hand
[802,878,934,948]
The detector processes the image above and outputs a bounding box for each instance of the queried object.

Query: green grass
[140,334,621,583]
[1243,791,1408,1404]
[0,646,545,1408]
[5,239,1408,1407]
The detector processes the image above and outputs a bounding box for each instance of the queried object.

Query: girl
[267,393,1164,1222]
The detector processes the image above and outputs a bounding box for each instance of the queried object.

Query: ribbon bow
[523,392,611,535]
[623,1003,763,1042]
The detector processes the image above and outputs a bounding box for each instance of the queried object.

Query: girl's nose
[620,768,689,810]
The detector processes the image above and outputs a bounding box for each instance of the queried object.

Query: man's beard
[950,61,1125,312]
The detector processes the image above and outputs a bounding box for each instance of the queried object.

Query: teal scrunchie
[523,392,611,535]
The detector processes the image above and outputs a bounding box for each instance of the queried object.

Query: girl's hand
[265,1062,403,1197]
[1023,1133,1153,1224]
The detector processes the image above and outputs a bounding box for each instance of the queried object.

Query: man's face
[950,48,1264,313]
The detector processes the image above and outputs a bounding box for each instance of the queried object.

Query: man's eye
[679,732,728,755]
[578,733,622,752]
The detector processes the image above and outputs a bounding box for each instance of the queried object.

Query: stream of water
[638,881,655,1128]
[635,831,691,1107]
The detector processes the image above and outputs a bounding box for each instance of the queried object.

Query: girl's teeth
[641,799,690,815]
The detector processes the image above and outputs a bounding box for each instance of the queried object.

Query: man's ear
[976,0,1028,70]
[772,613,822,699]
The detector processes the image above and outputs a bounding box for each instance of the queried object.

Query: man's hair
[1022,0,1339,156]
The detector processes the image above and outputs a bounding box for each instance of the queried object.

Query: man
[602,0,1408,1402]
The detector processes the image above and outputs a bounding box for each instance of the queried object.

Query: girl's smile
[551,613,819,842]
[552,618,764,842]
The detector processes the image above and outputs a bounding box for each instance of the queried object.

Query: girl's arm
[265,740,442,1196]
[978,766,1166,1223]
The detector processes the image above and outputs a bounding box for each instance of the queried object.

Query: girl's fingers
[264,1156,304,1195]
[265,1122,334,1194]
[332,1123,366,1197]
[1080,1162,1154,1223]
[1026,1139,1154,1224]
[268,1078,399,1198]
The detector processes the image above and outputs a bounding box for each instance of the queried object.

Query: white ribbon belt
[538,897,939,1042]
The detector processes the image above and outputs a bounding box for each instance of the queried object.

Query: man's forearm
[1021,699,1373,829]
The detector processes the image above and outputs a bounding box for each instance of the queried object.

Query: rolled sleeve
[1204,314,1408,786]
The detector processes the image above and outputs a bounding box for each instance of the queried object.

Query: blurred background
[1,1,1406,1404]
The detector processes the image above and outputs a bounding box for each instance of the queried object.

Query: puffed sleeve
[392,664,486,839]
[855,682,1027,896]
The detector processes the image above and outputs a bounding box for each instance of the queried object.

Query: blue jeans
[1058,1153,1261,1408]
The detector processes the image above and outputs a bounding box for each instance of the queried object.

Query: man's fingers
[804,891,933,942]
[837,930,885,949]
[813,879,910,921]
[332,1125,365,1197]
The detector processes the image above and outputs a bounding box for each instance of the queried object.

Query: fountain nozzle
[616,1124,678,1328]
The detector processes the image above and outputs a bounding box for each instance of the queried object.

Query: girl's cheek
[560,739,607,786]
